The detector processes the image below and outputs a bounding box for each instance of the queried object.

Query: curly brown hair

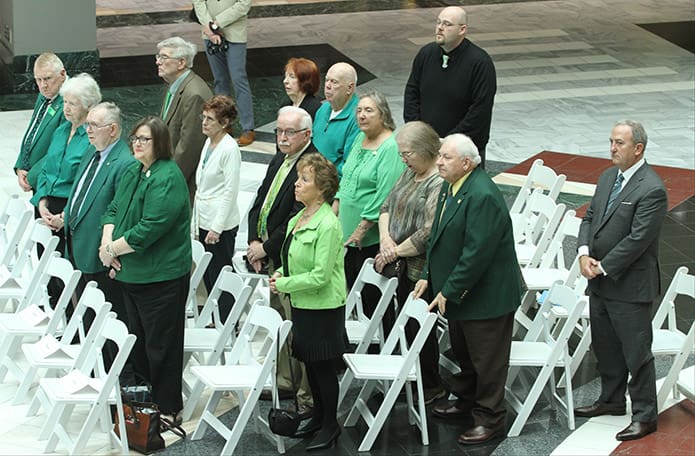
[297,153,339,202]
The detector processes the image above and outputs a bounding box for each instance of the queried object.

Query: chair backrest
[0,195,33,266]
[34,255,82,336]
[529,210,581,269]
[518,189,566,246]
[186,239,213,318]
[196,265,252,329]
[564,253,587,296]
[380,295,437,362]
[530,282,586,348]
[11,219,59,278]
[510,159,566,215]
[228,304,291,368]
[88,318,136,400]
[652,266,695,332]
[61,281,112,348]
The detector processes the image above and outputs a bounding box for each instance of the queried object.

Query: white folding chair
[514,189,566,266]
[651,266,695,410]
[344,258,399,351]
[36,318,136,455]
[510,159,566,242]
[16,282,112,404]
[186,239,213,324]
[0,194,33,267]
[505,283,586,437]
[342,295,437,452]
[0,219,59,312]
[0,254,81,385]
[181,266,253,421]
[190,305,292,455]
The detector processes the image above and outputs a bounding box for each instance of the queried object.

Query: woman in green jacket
[269,154,346,451]
[99,116,191,425]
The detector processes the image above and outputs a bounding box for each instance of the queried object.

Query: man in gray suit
[574,120,667,441]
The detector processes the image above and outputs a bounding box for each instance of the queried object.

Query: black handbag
[267,331,303,437]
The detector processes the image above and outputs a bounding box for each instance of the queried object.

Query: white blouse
[192,134,241,233]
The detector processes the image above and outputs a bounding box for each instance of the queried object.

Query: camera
[206,21,228,55]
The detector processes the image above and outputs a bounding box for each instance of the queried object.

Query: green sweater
[275,203,346,310]
[336,132,405,246]
[102,159,192,284]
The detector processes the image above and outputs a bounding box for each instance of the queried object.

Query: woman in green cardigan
[99,116,191,425]
[269,154,346,451]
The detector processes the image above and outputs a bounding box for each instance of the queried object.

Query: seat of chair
[343,354,417,381]
[22,341,80,368]
[191,364,272,390]
[345,320,380,345]
[184,328,234,352]
[549,301,590,320]
[676,366,695,401]
[522,268,569,290]
[0,313,49,335]
[652,329,687,355]
[39,376,119,403]
[509,341,569,367]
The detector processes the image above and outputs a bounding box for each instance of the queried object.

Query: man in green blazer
[414,134,521,445]
[63,102,134,327]
[14,53,68,195]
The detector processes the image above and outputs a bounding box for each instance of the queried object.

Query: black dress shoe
[294,419,321,438]
[616,421,657,441]
[574,402,626,418]
[432,402,472,419]
[306,426,341,451]
[457,424,505,445]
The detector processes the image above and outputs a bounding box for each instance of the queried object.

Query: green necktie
[258,159,293,237]
[162,91,172,118]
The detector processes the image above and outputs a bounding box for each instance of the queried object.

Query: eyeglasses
[399,150,416,158]
[155,54,180,62]
[435,19,464,28]
[129,136,153,145]
[274,128,307,138]
[85,122,112,131]
[199,114,217,124]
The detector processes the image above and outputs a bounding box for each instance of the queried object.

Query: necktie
[69,150,101,227]
[439,187,454,223]
[162,91,172,118]
[21,98,51,168]
[442,54,449,69]
[604,172,624,215]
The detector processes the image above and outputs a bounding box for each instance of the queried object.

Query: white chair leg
[182,379,206,421]
[192,390,224,441]
[358,378,406,452]
[507,366,555,437]
[12,364,38,404]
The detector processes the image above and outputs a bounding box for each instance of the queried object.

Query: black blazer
[247,143,318,264]
[578,162,668,302]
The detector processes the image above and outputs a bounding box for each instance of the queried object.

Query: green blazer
[64,139,135,273]
[275,203,346,310]
[15,94,68,189]
[423,167,521,320]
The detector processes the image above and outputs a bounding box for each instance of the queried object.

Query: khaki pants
[269,260,313,407]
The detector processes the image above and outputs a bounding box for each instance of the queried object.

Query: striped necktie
[604,173,624,215]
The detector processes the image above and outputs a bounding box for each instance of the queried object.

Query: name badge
[47,106,56,116]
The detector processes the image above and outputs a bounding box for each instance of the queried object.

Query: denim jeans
[204,40,255,131]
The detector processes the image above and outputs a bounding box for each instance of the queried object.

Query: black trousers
[589,292,657,422]
[41,196,68,311]
[199,227,237,322]
[448,312,514,428]
[122,274,189,414]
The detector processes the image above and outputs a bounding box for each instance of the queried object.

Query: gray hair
[278,105,313,130]
[443,133,482,166]
[359,89,396,131]
[395,121,441,162]
[614,120,648,151]
[60,73,102,110]
[157,37,197,68]
[34,53,64,74]
[91,101,122,128]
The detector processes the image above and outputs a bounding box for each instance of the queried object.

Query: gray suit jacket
[578,162,667,302]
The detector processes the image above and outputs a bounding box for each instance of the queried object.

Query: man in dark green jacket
[414,133,520,445]
[15,53,68,195]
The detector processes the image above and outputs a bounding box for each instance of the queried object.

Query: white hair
[157,37,197,68]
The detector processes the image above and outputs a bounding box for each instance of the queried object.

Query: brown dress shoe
[432,401,472,419]
[616,421,657,441]
[457,424,505,445]
[574,401,626,418]
[237,130,255,146]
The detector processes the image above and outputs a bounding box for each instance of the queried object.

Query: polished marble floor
[0,0,693,454]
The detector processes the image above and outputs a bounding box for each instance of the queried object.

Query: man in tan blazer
[157,36,212,199]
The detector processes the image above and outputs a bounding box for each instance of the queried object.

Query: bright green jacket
[102,159,191,284]
[275,203,346,310]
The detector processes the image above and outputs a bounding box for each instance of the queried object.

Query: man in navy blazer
[574,120,667,441]
[64,102,134,324]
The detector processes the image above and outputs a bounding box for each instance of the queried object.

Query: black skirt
[291,306,347,363]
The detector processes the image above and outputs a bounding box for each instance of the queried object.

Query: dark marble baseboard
[0,50,100,95]
[97,0,554,28]
[638,21,695,54]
